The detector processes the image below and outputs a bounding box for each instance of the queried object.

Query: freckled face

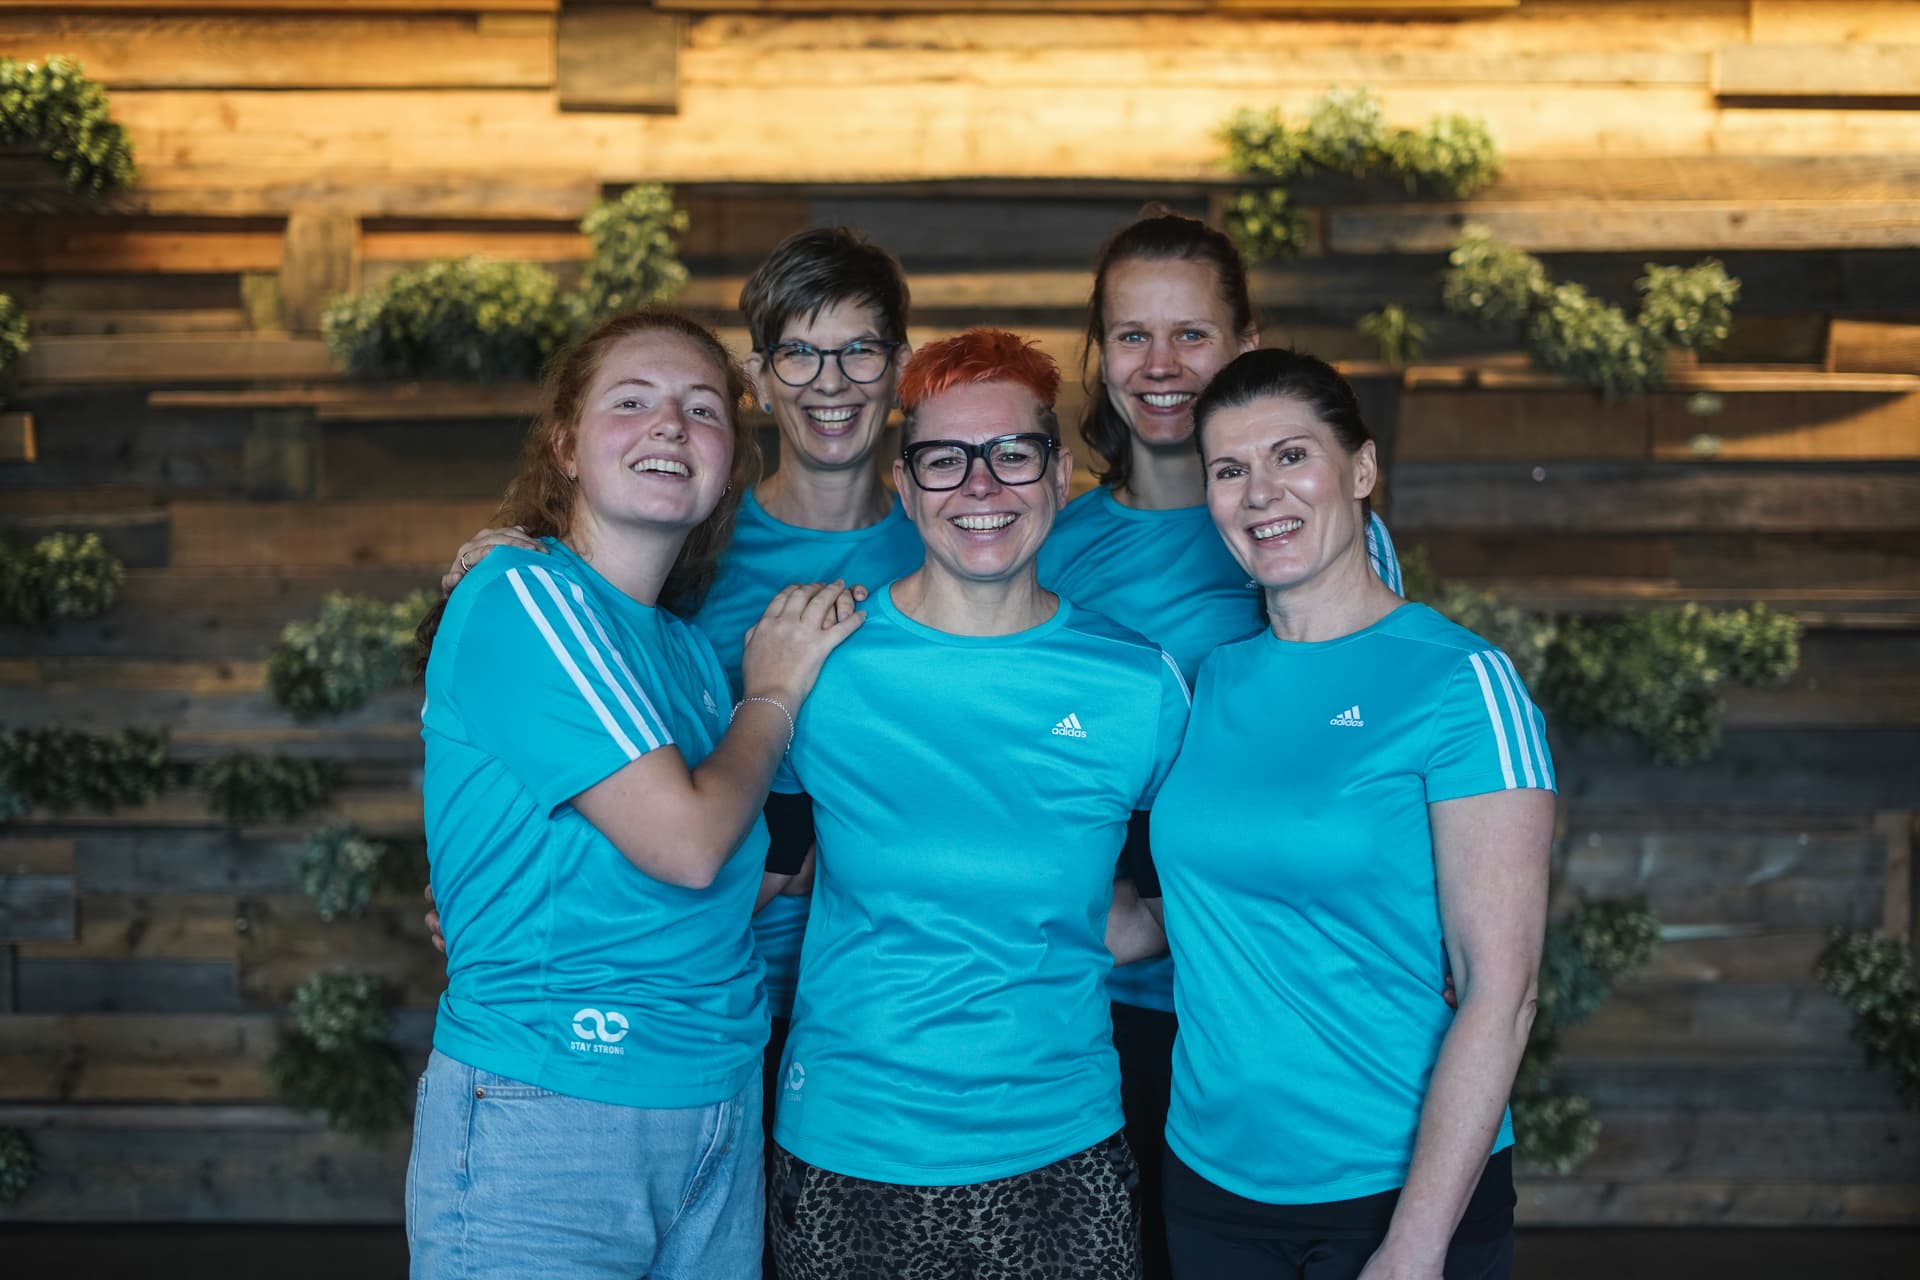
[747,299,904,475]
[1202,395,1377,593]
[566,330,736,534]
[895,381,1072,588]
[1099,256,1256,452]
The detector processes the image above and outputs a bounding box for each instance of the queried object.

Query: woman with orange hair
[407,309,864,1280]
[763,328,1185,1279]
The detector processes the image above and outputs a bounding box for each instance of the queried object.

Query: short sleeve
[450,565,678,813]
[1365,510,1404,595]
[1135,650,1193,811]
[1425,649,1557,802]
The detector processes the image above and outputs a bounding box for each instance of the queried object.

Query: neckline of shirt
[876,581,1073,648]
[533,536,665,627]
[1256,601,1422,653]
[1090,485,1212,524]
[742,486,909,542]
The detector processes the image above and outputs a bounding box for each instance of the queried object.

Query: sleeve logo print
[569,1007,631,1055]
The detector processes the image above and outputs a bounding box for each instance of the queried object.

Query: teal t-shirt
[1150,603,1554,1203]
[771,588,1190,1185]
[1038,487,1403,1010]
[422,539,770,1109]
[689,487,924,1017]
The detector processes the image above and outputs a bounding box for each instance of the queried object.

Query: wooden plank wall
[2,0,1918,1227]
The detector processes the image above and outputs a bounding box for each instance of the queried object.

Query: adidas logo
[1051,712,1089,739]
[1329,705,1365,727]
[702,689,718,716]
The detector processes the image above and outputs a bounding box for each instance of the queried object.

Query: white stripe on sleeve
[1492,650,1554,789]
[505,568,641,761]
[1161,651,1193,707]
[1466,651,1518,790]
[526,565,666,752]
[565,577,676,751]
[1482,650,1539,788]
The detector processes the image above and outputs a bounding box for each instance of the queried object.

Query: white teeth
[952,514,1016,532]
[1251,518,1304,541]
[633,458,690,477]
[807,406,859,424]
[1141,393,1194,408]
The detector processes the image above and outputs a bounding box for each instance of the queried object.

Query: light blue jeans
[406,1049,763,1279]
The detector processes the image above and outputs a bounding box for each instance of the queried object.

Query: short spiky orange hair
[898,327,1061,425]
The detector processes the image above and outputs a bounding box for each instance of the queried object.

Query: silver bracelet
[734,695,796,754]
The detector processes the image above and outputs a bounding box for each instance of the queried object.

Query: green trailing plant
[1441,227,1549,330]
[1404,549,1800,764]
[1220,89,1499,262]
[1636,259,1740,355]
[300,823,430,922]
[267,972,409,1136]
[322,256,571,383]
[0,726,170,820]
[574,183,691,325]
[1527,281,1664,402]
[0,1126,35,1203]
[0,55,136,196]
[324,185,689,381]
[267,589,435,720]
[196,754,343,825]
[1512,899,1662,1173]
[1442,226,1742,401]
[0,291,26,384]
[0,530,126,624]
[1816,930,1920,1109]
[1357,303,1427,366]
[1221,188,1310,265]
[1545,604,1799,765]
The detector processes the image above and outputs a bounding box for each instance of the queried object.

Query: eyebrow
[605,377,724,398]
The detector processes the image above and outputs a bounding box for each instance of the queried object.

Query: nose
[1143,334,1179,379]
[811,351,849,394]
[651,401,691,439]
[961,452,1001,497]
[1244,461,1275,508]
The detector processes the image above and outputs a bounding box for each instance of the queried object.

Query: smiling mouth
[1250,517,1304,541]
[804,406,861,432]
[951,513,1017,532]
[1138,392,1196,410]
[632,458,691,478]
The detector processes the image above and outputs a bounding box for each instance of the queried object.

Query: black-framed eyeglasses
[763,339,901,387]
[902,433,1057,491]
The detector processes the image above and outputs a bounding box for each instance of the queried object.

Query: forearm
[682,699,792,862]
[1105,879,1169,965]
[1381,989,1536,1263]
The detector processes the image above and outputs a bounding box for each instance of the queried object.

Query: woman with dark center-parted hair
[1143,348,1555,1280]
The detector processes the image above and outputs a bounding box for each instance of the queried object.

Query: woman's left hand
[1355,1241,1443,1280]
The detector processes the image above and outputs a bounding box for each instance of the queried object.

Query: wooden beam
[0,222,284,274]
[0,1,557,11]
[557,6,681,113]
[0,410,33,463]
[1876,811,1915,956]
[1518,1178,1920,1228]
[1391,463,1920,533]
[1716,44,1920,102]
[1750,0,1920,47]
[279,207,360,334]
[1330,202,1920,253]
[1828,319,1920,375]
[0,13,554,90]
[0,839,75,945]
[19,335,334,385]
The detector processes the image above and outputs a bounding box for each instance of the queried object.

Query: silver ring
[458,551,472,573]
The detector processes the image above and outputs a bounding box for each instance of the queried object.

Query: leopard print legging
[769,1132,1143,1280]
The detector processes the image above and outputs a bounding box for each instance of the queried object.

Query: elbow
[612,837,727,891]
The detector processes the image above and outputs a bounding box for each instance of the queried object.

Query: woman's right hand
[441,525,543,596]
[740,580,866,710]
